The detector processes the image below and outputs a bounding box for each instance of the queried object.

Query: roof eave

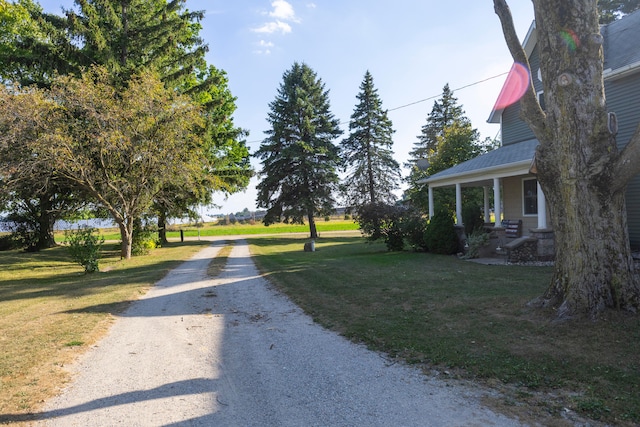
[424,159,533,188]
[604,60,640,81]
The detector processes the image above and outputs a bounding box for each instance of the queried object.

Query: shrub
[356,203,405,251]
[132,220,158,256]
[424,206,458,255]
[64,226,104,273]
[0,234,19,251]
[462,204,484,236]
[401,209,429,251]
[460,229,490,259]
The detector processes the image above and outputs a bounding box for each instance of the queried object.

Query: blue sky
[38,0,535,216]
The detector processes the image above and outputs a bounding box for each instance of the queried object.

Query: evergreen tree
[404,84,470,210]
[598,0,640,24]
[256,63,342,239]
[341,71,400,210]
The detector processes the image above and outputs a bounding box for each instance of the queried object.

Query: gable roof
[488,9,640,123]
[424,138,538,187]
[603,9,640,78]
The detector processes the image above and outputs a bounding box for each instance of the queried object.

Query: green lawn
[248,235,640,426]
[3,229,639,426]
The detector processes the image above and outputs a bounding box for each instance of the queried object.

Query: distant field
[55,218,360,242]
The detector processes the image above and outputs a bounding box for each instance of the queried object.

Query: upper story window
[523,178,538,215]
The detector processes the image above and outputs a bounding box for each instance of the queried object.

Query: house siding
[606,72,640,247]
[501,49,542,146]
[502,176,539,233]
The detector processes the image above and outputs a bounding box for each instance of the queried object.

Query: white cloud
[253,40,275,55]
[252,20,292,34]
[306,3,317,9]
[269,0,299,22]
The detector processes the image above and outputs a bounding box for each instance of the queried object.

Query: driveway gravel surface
[36,239,525,426]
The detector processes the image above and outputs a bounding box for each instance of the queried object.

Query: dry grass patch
[0,241,209,424]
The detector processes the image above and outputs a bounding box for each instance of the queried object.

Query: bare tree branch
[493,0,548,139]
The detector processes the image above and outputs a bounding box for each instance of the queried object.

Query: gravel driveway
[37,239,524,426]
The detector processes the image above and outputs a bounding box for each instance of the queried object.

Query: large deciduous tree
[256,62,343,239]
[0,67,204,259]
[0,0,251,249]
[341,71,400,210]
[494,0,640,318]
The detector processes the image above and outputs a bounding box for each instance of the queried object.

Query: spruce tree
[598,0,640,23]
[341,71,400,210]
[405,84,473,210]
[256,62,342,239]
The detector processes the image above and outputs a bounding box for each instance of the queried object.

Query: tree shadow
[0,379,216,424]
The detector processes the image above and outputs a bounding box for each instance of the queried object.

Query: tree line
[255,63,492,239]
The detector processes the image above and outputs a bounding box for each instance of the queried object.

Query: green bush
[64,226,104,273]
[132,220,158,256]
[424,206,458,255]
[401,209,429,251]
[462,204,484,236]
[356,203,405,251]
[0,234,19,251]
[460,229,490,259]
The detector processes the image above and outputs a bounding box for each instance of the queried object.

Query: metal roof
[423,139,538,187]
[603,9,640,73]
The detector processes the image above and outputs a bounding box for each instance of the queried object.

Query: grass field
[56,218,360,242]
[248,235,640,426]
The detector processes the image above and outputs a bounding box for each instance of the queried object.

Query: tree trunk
[157,209,168,245]
[495,0,640,319]
[36,196,57,250]
[117,216,133,260]
[307,211,318,239]
[537,162,640,318]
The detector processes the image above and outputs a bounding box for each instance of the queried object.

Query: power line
[245,70,510,145]
[387,71,509,112]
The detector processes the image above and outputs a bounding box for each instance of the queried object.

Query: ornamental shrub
[424,206,458,255]
[64,226,104,273]
[132,220,159,256]
[462,204,484,236]
[356,202,405,251]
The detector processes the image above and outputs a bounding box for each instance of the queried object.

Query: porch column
[483,186,491,223]
[455,183,462,225]
[428,185,434,219]
[537,181,547,228]
[493,178,502,225]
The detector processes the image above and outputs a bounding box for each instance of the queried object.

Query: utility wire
[245,70,510,145]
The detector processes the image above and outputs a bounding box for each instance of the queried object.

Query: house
[423,10,640,260]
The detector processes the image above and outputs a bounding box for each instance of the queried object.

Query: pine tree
[598,0,640,24]
[405,84,470,210]
[256,63,342,239]
[341,71,400,210]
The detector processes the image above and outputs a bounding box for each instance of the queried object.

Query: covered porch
[421,139,554,261]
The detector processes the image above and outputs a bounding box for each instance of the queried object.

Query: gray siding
[501,49,542,146]
[606,73,640,248]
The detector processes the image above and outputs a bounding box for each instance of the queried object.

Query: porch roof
[422,138,538,188]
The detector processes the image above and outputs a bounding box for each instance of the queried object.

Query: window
[523,178,538,215]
